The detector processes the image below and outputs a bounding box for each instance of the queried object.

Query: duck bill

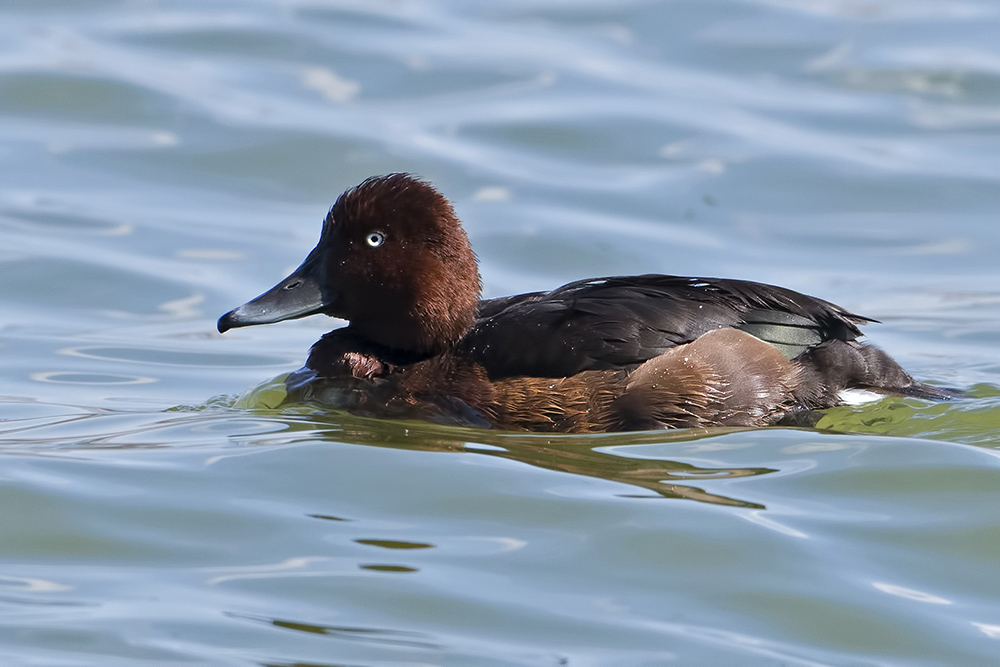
[217,254,329,333]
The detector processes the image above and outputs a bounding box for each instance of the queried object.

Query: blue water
[2,1,1000,664]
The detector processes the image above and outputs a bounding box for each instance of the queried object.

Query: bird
[218,173,958,432]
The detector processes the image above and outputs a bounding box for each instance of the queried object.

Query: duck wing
[459,275,871,380]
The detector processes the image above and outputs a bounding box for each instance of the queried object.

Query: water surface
[2,1,1000,664]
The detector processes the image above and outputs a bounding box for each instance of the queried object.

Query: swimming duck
[218,173,955,432]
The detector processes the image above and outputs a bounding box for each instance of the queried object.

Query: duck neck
[346,256,481,359]
[307,327,442,379]
[348,304,475,361]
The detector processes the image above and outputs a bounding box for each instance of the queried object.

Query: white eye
[365,231,385,247]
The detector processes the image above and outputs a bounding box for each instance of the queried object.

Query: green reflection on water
[214,371,1000,515]
[816,384,1000,447]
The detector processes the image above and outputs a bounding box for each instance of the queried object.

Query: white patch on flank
[837,388,883,405]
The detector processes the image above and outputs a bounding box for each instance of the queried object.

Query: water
[2,0,1000,664]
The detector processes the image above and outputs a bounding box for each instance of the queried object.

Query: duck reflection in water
[248,409,776,509]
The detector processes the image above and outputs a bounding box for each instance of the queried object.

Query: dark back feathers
[459,275,871,380]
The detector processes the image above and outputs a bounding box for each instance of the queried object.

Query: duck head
[218,174,482,356]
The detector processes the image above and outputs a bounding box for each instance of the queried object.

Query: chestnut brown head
[218,174,482,355]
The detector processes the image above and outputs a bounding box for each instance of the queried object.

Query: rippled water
[3,1,1000,664]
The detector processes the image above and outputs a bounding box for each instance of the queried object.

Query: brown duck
[219,174,958,432]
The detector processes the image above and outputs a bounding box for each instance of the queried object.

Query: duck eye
[365,231,385,247]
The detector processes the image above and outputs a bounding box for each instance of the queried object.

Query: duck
[218,173,957,432]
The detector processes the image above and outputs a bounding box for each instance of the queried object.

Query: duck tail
[794,340,965,407]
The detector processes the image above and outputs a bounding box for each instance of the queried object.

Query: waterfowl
[218,173,956,432]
